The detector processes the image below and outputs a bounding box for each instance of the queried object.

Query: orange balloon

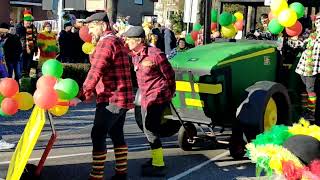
[33,88,58,110]
[234,20,244,30]
[0,78,19,97]
[36,75,57,89]
[1,98,18,115]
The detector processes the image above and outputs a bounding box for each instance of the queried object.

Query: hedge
[62,63,90,87]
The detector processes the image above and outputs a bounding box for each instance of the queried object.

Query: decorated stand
[4,59,79,180]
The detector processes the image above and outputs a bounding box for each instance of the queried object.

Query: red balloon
[211,23,217,31]
[33,88,58,110]
[79,26,92,43]
[191,31,199,41]
[36,75,57,89]
[1,98,18,115]
[234,20,244,30]
[286,21,303,37]
[0,78,19,97]
[268,12,277,21]
[311,15,316,22]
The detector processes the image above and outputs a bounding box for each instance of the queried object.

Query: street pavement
[0,103,261,180]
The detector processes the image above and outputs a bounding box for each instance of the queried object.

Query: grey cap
[122,26,145,38]
[84,12,109,23]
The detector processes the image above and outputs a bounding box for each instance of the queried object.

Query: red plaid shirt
[131,46,176,108]
[79,31,134,109]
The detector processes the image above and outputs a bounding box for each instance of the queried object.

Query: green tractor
[134,0,316,159]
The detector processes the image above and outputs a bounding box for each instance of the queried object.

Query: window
[134,0,143,5]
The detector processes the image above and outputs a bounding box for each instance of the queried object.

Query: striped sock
[308,92,317,112]
[89,151,107,180]
[301,93,308,110]
[151,148,165,167]
[114,145,128,175]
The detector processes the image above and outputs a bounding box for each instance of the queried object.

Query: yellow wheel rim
[264,97,277,131]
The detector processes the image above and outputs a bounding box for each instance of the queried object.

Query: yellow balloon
[234,12,244,21]
[13,92,34,110]
[270,0,288,15]
[49,104,69,116]
[82,42,95,55]
[221,25,236,38]
[278,8,297,27]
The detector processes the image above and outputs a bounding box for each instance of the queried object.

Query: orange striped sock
[114,145,128,175]
[89,151,107,180]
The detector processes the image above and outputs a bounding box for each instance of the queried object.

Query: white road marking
[0,142,177,165]
[168,151,230,180]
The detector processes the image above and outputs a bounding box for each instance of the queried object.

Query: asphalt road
[0,103,259,180]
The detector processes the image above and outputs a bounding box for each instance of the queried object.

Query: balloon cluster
[185,23,202,45]
[219,11,244,38]
[268,1,305,36]
[0,79,34,116]
[34,59,79,116]
[79,26,95,55]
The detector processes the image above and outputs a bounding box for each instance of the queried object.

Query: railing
[33,20,59,32]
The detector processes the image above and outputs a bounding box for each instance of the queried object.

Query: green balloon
[193,23,202,31]
[54,78,79,100]
[211,9,218,22]
[0,94,4,104]
[0,109,9,117]
[185,34,194,45]
[232,15,237,23]
[289,2,305,19]
[42,59,63,78]
[268,19,284,35]
[219,12,233,26]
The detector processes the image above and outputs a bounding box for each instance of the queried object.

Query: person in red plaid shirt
[123,26,176,177]
[70,13,134,180]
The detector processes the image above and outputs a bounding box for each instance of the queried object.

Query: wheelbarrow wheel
[21,163,39,180]
[178,123,197,151]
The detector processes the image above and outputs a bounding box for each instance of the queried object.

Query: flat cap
[283,135,320,165]
[84,12,109,23]
[122,26,145,38]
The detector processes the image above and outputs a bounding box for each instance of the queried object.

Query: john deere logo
[264,56,270,65]
[188,58,199,62]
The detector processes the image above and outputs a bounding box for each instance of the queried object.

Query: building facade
[0,0,10,23]
[154,0,181,25]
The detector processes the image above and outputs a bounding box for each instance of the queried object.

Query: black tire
[134,105,181,137]
[232,82,291,159]
[178,123,197,151]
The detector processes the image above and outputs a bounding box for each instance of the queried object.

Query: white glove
[69,98,82,106]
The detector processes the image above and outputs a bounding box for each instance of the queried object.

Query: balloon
[311,15,316,22]
[232,15,237,23]
[33,88,58,110]
[82,42,95,55]
[211,9,218,22]
[193,23,202,31]
[289,2,305,19]
[49,100,69,116]
[190,31,199,41]
[1,98,18,115]
[185,34,194,45]
[234,12,244,21]
[211,23,217,31]
[268,12,277,21]
[0,109,9,117]
[278,8,298,27]
[268,19,284,35]
[54,78,79,100]
[42,59,63,78]
[0,78,19,97]
[13,92,34,110]
[36,75,57,89]
[0,94,4,104]
[221,25,236,38]
[79,26,92,43]
[285,21,303,37]
[234,20,243,30]
[219,12,233,26]
[270,0,288,15]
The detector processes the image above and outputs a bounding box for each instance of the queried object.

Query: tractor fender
[236,81,291,133]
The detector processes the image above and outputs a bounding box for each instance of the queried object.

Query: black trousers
[91,103,128,152]
[313,75,320,125]
[141,102,170,149]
